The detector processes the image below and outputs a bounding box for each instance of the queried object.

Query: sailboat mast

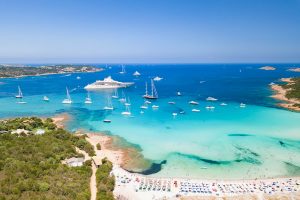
[18,86,23,97]
[145,82,148,95]
[151,79,154,97]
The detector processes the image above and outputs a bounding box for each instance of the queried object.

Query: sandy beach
[271,78,300,112]
[51,113,300,199]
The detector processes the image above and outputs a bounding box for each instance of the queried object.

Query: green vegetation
[282,77,300,107]
[0,117,92,199]
[96,143,101,150]
[73,135,96,157]
[96,158,115,200]
[0,64,101,78]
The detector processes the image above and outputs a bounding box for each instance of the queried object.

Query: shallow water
[1,64,300,179]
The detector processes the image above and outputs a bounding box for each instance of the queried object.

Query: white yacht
[153,76,163,81]
[84,92,92,104]
[172,113,178,117]
[152,105,159,109]
[168,101,176,104]
[189,101,199,105]
[143,80,158,99]
[133,71,141,76]
[177,92,182,96]
[206,97,218,101]
[192,109,200,112]
[62,87,72,104]
[84,76,134,90]
[15,86,23,98]
[43,96,49,101]
[220,102,227,106]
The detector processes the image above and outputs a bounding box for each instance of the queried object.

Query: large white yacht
[84,76,134,90]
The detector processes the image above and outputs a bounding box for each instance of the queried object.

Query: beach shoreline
[271,78,300,112]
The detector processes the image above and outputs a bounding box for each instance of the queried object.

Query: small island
[271,77,300,111]
[0,64,102,78]
[259,66,276,71]
[287,68,300,72]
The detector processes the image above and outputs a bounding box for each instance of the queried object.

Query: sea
[1,63,300,179]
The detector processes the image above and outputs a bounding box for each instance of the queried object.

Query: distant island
[259,66,276,71]
[288,68,300,72]
[0,64,102,78]
[271,77,300,111]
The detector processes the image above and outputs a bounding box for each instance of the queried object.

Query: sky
[0,0,299,63]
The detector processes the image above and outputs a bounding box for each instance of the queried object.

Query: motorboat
[189,101,199,105]
[220,103,227,106]
[43,96,49,101]
[206,97,218,101]
[152,105,159,109]
[192,109,200,112]
[153,76,163,81]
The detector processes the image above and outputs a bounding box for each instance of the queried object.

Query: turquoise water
[1,64,300,179]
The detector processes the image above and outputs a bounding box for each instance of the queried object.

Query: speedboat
[240,103,246,108]
[177,92,182,96]
[121,111,131,115]
[220,103,227,106]
[172,113,178,117]
[145,100,151,104]
[206,97,218,101]
[43,96,49,101]
[152,105,159,109]
[84,76,133,90]
[189,101,199,105]
[153,76,163,81]
[133,71,141,76]
[179,111,185,114]
[192,109,200,112]
[168,101,175,104]
[103,119,111,123]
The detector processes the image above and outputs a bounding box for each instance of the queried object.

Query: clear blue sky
[0,0,299,63]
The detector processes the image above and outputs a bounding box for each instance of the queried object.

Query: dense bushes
[96,158,115,200]
[96,143,101,150]
[283,78,300,100]
[0,117,92,199]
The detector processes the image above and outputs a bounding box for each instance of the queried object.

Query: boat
[121,104,131,116]
[145,100,151,104]
[153,76,163,81]
[43,96,49,101]
[206,97,218,101]
[140,110,144,114]
[177,92,182,96]
[179,111,185,114]
[168,101,176,104]
[16,100,27,104]
[172,113,178,117]
[140,105,148,109]
[84,92,92,104]
[103,119,111,123]
[189,101,199,105]
[143,80,158,99]
[119,65,126,74]
[192,109,200,112]
[103,96,114,110]
[152,105,159,109]
[62,87,72,104]
[76,76,81,80]
[133,71,141,76]
[206,106,215,110]
[240,103,246,108]
[124,97,131,106]
[112,89,119,99]
[15,86,23,98]
[220,103,227,106]
[119,91,127,103]
[200,81,206,84]
[84,76,134,90]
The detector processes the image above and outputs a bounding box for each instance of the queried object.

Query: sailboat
[119,65,126,74]
[143,80,158,99]
[15,86,23,98]
[62,87,72,104]
[140,101,148,109]
[104,96,114,110]
[121,104,131,115]
[124,97,131,106]
[85,92,92,104]
[43,96,49,101]
[119,91,126,103]
[133,71,141,76]
[112,89,119,99]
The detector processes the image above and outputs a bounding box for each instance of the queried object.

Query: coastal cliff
[271,77,300,111]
